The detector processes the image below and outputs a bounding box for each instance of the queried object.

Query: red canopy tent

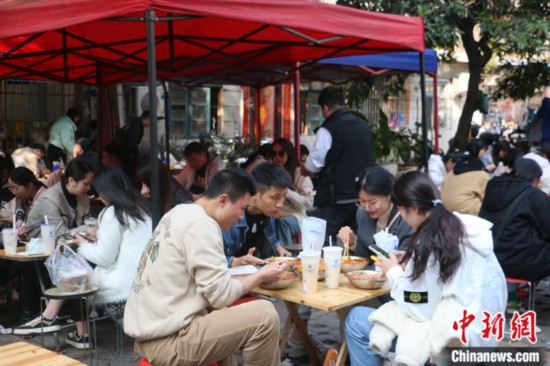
[0,0,426,226]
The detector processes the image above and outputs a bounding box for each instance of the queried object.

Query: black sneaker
[66,331,91,349]
[13,316,62,335]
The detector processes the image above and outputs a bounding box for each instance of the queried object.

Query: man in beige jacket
[124,168,288,366]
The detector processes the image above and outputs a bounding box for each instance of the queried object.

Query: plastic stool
[138,358,217,366]
[506,277,535,311]
[41,286,99,366]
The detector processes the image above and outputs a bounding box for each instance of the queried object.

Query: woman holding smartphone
[4,167,47,233]
[14,165,152,350]
[344,171,507,365]
[24,160,93,238]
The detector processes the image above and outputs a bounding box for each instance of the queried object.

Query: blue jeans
[276,215,300,245]
[345,307,392,366]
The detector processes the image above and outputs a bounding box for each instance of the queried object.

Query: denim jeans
[345,306,394,366]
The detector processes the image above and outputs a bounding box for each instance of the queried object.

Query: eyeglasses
[355,199,382,212]
[271,150,286,157]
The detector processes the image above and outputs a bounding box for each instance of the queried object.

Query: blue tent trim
[318,49,438,73]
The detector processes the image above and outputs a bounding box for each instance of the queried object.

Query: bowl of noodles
[260,271,297,290]
[345,270,386,289]
[340,256,368,273]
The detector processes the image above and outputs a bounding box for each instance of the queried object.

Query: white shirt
[304,127,332,173]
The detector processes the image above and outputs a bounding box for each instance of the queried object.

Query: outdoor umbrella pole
[419,52,429,171]
[146,10,161,228]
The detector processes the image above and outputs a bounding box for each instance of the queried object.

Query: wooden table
[253,273,390,366]
[0,341,85,365]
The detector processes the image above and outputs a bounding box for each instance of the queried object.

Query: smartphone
[368,244,390,259]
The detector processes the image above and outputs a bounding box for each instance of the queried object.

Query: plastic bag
[373,230,399,253]
[45,244,93,292]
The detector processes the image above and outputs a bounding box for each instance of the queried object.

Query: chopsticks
[344,241,350,258]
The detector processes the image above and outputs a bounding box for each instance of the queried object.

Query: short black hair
[468,139,486,158]
[31,143,46,155]
[141,110,149,119]
[184,141,207,157]
[203,168,257,203]
[318,86,345,109]
[356,166,395,196]
[66,107,80,120]
[9,166,42,187]
[75,137,92,152]
[251,162,292,194]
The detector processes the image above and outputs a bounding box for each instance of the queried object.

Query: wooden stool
[506,277,535,311]
[41,286,99,366]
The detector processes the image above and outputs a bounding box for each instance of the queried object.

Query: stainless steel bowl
[340,256,369,273]
[260,273,297,290]
[345,270,386,289]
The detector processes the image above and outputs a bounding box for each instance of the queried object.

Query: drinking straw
[12,213,15,229]
[329,235,333,247]
[44,215,49,224]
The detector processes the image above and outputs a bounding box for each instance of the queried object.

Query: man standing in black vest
[301,86,375,246]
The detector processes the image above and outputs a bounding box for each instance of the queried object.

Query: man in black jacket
[301,86,375,246]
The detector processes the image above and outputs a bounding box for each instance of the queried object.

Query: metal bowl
[345,270,386,290]
[267,256,300,264]
[340,256,369,273]
[260,272,297,290]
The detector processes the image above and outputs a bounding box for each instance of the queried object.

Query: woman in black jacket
[479,158,550,281]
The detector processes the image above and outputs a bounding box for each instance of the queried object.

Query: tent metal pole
[293,62,301,158]
[146,10,161,228]
[162,81,170,162]
[433,72,439,153]
[419,52,429,170]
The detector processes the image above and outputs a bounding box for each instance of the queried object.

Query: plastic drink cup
[323,246,343,289]
[300,250,320,294]
[2,228,18,254]
[41,222,56,255]
[84,217,97,228]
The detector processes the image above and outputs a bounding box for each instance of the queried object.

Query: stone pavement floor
[0,281,549,366]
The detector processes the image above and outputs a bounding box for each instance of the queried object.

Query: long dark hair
[272,138,298,185]
[62,160,94,185]
[391,171,464,284]
[92,165,150,226]
[10,167,44,189]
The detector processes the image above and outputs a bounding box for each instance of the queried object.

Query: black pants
[18,262,44,322]
[65,299,88,322]
[46,143,66,170]
[315,204,358,247]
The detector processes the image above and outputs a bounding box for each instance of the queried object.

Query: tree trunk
[450,19,492,152]
[452,63,482,151]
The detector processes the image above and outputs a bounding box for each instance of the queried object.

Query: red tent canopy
[0,0,425,86]
[1,0,426,226]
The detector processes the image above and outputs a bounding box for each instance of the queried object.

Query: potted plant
[371,109,401,175]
